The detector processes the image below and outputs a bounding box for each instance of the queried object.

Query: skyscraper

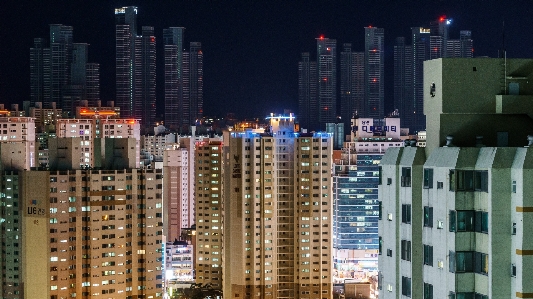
[30,38,47,106]
[137,26,157,129]
[340,44,364,133]
[364,27,385,119]
[184,42,203,129]
[164,28,203,134]
[394,18,472,134]
[31,25,100,116]
[317,37,337,129]
[163,27,185,130]
[115,7,157,130]
[298,52,317,131]
[429,17,450,59]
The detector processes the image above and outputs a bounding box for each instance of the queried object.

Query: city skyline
[1,1,532,120]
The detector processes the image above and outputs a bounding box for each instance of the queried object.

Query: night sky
[1,0,533,119]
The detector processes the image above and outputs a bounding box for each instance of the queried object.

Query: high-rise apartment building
[213,116,333,298]
[317,37,337,129]
[30,25,99,115]
[364,27,384,120]
[195,139,223,288]
[164,29,204,133]
[56,118,141,168]
[340,44,364,133]
[298,52,317,131]
[115,7,156,131]
[379,58,533,299]
[0,134,163,299]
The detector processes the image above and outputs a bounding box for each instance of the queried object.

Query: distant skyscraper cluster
[394,17,474,133]
[299,18,473,135]
[299,28,385,133]
[30,7,203,133]
[30,25,100,117]
[114,7,203,133]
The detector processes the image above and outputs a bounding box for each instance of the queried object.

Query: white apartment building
[378,58,533,299]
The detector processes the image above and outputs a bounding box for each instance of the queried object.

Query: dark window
[402,204,411,224]
[511,264,516,277]
[424,283,433,299]
[474,211,489,233]
[378,166,382,185]
[423,245,433,266]
[424,206,433,227]
[449,210,456,232]
[449,251,456,273]
[378,201,382,220]
[457,210,475,231]
[450,170,474,191]
[474,294,488,299]
[474,171,488,192]
[456,293,475,299]
[401,167,411,187]
[401,240,411,261]
[456,251,474,272]
[387,249,392,257]
[378,236,382,255]
[401,276,411,297]
[474,252,489,275]
[423,168,434,189]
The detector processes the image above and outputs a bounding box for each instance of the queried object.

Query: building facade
[364,27,384,120]
[378,58,533,299]
[218,116,333,299]
[115,7,156,131]
[164,28,203,134]
[332,118,405,280]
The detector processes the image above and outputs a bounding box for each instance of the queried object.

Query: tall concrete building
[364,27,384,120]
[115,7,156,131]
[298,52,318,131]
[317,37,337,129]
[340,44,364,133]
[0,135,163,299]
[394,28,430,134]
[164,28,203,134]
[30,25,99,114]
[378,58,533,299]
[163,27,185,130]
[206,116,334,298]
[194,139,224,288]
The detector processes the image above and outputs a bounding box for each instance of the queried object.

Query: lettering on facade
[27,199,45,216]
[232,154,241,178]
[352,125,397,133]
